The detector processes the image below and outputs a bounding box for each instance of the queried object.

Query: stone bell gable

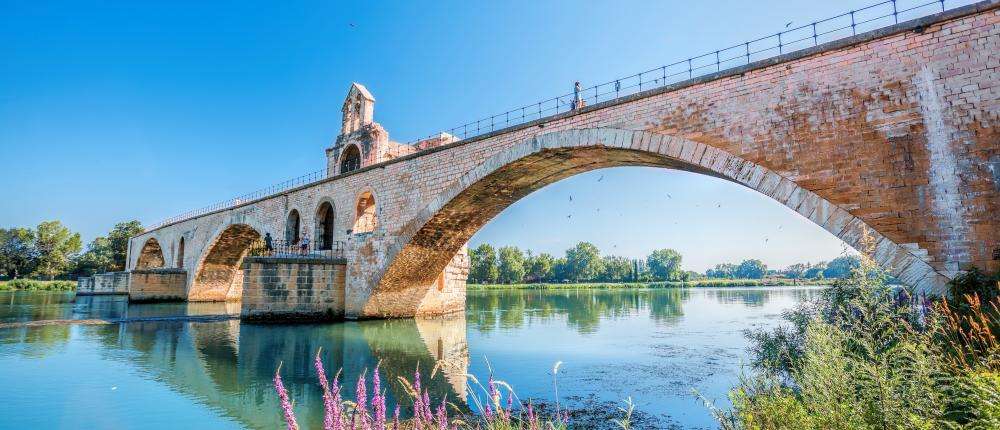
[327,83,390,176]
[327,83,433,177]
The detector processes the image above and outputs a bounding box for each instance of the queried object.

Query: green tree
[783,263,810,279]
[33,221,82,280]
[647,248,683,281]
[0,228,38,279]
[107,220,144,271]
[736,259,767,279]
[804,261,827,279]
[552,257,570,282]
[74,236,114,276]
[73,220,143,275]
[564,242,603,282]
[706,263,738,278]
[496,246,526,284]
[600,255,633,282]
[823,255,861,279]
[469,244,498,284]
[525,252,555,283]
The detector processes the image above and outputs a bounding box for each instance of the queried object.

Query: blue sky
[4,0,950,271]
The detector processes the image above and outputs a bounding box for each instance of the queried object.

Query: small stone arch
[365,127,951,318]
[136,238,165,269]
[314,198,336,250]
[340,144,362,174]
[176,236,185,268]
[189,223,262,301]
[352,190,378,234]
[285,209,301,244]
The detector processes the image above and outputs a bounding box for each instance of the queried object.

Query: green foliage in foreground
[716,230,1000,430]
[0,279,76,291]
[469,278,828,290]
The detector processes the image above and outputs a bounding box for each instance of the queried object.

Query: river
[0,286,821,429]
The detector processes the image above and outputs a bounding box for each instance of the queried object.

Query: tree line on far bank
[468,242,861,285]
[0,220,143,280]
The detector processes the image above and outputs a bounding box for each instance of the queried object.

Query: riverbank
[468,278,830,290]
[0,279,76,291]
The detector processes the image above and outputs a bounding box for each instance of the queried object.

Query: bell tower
[341,83,374,134]
[326,83,388,177]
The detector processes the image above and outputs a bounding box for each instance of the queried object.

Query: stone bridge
[125,2,999,319]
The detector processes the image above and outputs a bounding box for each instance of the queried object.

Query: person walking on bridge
[300,233,310,255]
[264,233,273,255]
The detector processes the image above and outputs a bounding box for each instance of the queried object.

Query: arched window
[285,209,301,244]
[176,237,185,268]
[340,144,361,174]
[315,201,335,250]
[353,192,377,234]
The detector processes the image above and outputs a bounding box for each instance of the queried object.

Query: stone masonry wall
[76,277,95,294]
[240,257,346,321]
[77,272,130,295]
[130,3,999,317]
[129,269,188,302]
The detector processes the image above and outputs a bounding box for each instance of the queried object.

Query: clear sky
[4,0,959,272]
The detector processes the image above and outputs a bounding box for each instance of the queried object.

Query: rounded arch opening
[285,209,301,244]
[136,238,165,269]
[176,237,185,268]
[353,191,377,234]
[340,144,362,174]
[366,128,950,317]
[315,201,336,250]
[190,224,261,301]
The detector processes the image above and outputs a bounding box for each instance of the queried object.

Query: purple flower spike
[331,374,344,430]
[372,365,386,430]
[436,402,448,430]
[273,365,300,430]
[315,353,336,430]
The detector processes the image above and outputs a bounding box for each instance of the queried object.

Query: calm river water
[0,287,820,429]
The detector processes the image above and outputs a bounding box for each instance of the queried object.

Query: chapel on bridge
[326,83,457,176]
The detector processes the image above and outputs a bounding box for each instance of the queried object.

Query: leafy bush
[0,279,75,291]
[724,229,1000,429]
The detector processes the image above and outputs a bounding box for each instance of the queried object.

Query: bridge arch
[314,198,336,250]
[190,222,263,301]
[136,238,166,269]
[352,189,378,234]
[285,209,301,244]
[364,127,951,317]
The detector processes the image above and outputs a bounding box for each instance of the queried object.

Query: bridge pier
[240,256,347,322]
[77,272,130,295]
[129,268,188,302]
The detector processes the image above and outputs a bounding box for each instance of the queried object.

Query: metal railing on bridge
[247,239,345,260]
[145,0,974,232]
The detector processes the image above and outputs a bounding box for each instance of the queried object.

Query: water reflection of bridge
[70,297,468,430]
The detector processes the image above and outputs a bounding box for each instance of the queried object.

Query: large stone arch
[363,128,951,317]
[189,223,263,301]
[136,238,166,269]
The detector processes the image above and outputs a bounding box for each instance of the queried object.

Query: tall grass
[717,228,1000,429]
